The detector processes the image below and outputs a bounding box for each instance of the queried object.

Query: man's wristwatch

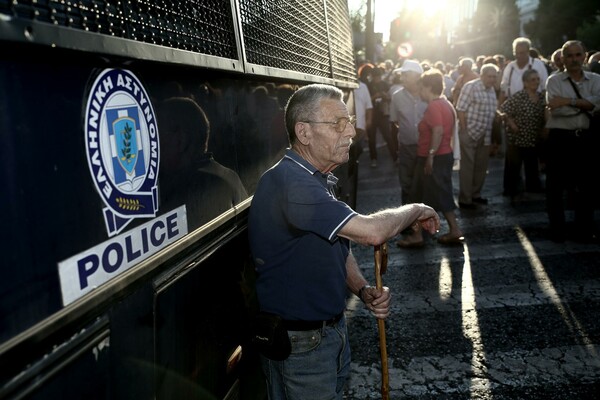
[428,148,436,155]
[570,98,577,107]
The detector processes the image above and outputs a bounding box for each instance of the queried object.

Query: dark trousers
[397,144,418,205]
[545,129,596,236]
[367,110,397,162]
[505,144,542,196]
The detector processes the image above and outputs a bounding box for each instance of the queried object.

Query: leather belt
[282,312,344,331]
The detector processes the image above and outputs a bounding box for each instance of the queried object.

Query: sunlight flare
[461,244,493,396]
[438,256,453,300]
[515,226,597,356]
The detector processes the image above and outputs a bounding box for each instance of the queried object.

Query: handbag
[447,99,461,161]
[250,311,291,361]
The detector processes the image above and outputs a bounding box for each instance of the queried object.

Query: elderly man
[389,60,427,207]
[500,37,548,104]
[551,48,564,74]
[248,84,440,400]
[451,57,479,105]
[588,51,600,74]
[494,54,506,70]
[456,64,501,209]
[545,40,600,243]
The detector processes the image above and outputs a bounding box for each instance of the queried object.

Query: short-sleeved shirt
[354,81,373,131]
[248,149,357,321]
[417,98,455,157]
[501,57,548,98]
[389,88,428,145]
[500,90,546,147]
[456,79,498,143]
[545,70,600,130]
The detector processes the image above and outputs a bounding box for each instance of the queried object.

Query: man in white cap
[389,60,429,247]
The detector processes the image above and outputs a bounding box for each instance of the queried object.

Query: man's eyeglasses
[302,115,356,133]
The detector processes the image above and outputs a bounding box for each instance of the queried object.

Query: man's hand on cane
[361,286,391,319]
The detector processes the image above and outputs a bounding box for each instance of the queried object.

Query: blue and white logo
[85,69,160,236]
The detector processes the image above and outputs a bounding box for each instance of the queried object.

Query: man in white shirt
[500,37,548,104]
[353,77,373,148]
[499,37,549,197]
[544,40,600,243]
[388,60,426,206]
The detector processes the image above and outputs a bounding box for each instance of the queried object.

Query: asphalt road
[344,148,600,399]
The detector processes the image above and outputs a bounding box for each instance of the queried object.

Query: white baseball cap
[398,60,423,74]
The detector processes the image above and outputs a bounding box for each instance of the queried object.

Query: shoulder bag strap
[507,66,514,98]
[567,76,583,99]
[567,77,593,121]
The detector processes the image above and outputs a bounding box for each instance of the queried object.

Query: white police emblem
[84,69,159,236]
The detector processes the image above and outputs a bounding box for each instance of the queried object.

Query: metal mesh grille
[0,0,238,59]
[1,0,357,84]
[326,0,356,83]
[239,0,331,77]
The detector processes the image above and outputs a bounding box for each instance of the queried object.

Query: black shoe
[472,197,488,204]
[458,202,477,210]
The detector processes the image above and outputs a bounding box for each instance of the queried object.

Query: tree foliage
[385,0,521,61]
[443,0,520,60]
[577,19,600,52]
[349,2,366,33]
[525,0,600,55]
[471,0,520,56]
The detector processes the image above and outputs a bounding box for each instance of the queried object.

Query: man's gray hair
[285,84,343,144]
[481,63,499,75]
[512,37,532,53]
[561,40,586,54]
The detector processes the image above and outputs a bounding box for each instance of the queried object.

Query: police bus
[0,0,358,399]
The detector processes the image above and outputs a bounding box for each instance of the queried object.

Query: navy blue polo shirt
[248,149,357,321]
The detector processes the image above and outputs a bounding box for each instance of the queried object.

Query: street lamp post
[365,0,375,62]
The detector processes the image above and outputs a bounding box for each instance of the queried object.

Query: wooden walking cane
[374,242,389,400]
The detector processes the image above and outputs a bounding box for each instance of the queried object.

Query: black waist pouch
[251,312,291,361]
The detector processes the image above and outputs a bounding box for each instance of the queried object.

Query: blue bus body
[0,1,357,399]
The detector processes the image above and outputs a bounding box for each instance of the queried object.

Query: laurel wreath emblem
[116,197,145,210]
[120,122,136,164]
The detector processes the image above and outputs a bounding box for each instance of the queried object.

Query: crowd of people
[354,37,600,246]
[246,37,599,400]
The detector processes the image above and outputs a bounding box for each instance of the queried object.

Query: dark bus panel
[0,1,357,399]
